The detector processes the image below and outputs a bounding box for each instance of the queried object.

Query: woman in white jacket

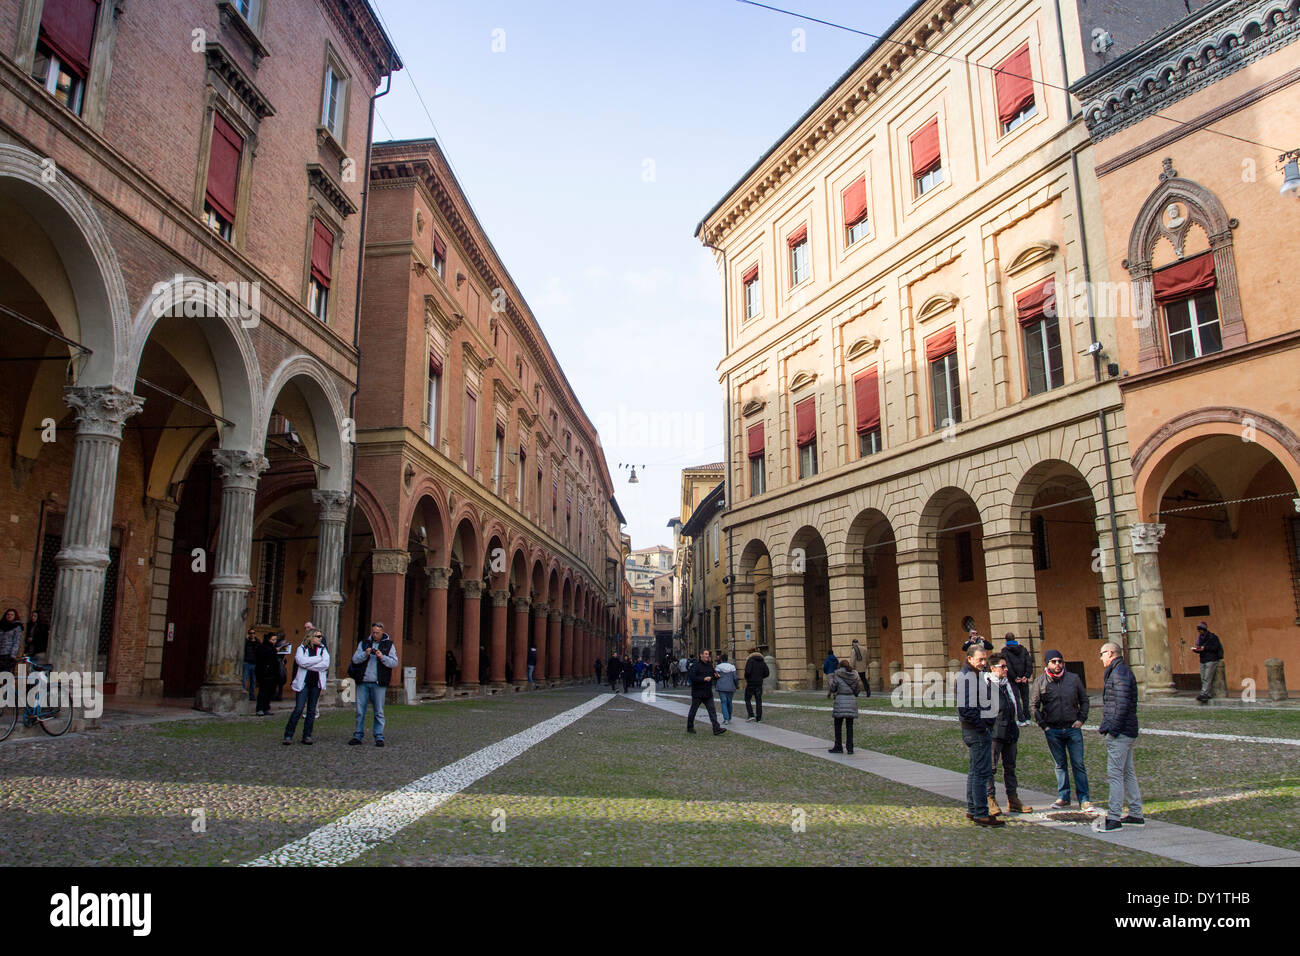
[283,627,330,745]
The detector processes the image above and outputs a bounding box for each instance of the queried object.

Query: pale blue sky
[368,0,914,548]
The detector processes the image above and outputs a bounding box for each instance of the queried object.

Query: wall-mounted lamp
[1280,150,1300,200]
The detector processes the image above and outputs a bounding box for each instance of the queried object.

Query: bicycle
[1,656,75,740]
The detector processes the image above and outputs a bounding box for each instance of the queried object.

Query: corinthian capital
[63,386,144,437]
[212,448,271,485]
[1129,522,1167,555]
[312,489,351,522]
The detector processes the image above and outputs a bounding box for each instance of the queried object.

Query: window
[1152,253,1221,363]
[994,45,1036,135]
[926,328,961,429]
[32,0,99,116]
[493,426,505,494]
[795,396,817,479]
[255,539,285,627]
[910,119,943,197]
[463,390,477,476]
[1086,607,1103,641]
[321,61,347,142]
[956,531,974,582]
[747,422,766,495]
[843,176,869,246]
[742,265,759,319]
[787,226,809,286]
[426,353,442,445]
[712,523,719,566]
[433,233,447,279]
[308,218,333,321]
[853,366,881,458]
[517,447,526,508]
[1017,279,1062,395]
[1031,514,1050,571]
[234,0,258,23]
[204,113,243,241]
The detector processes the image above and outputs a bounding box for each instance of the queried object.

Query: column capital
[770,573,804,589]
[549,610,562,622]
[828,561,865,577]
[490,588,510,607]
[311,489,351,522]
[562,613,575,626]
[64,385,144,437]
[371,549,411,576]
[424,565,451,589]
[461,578,483,599]
[212,448,270,486]
[981,529,1033,550]
[1129,523,1166,555]
[532,600,549,614]
[513,596,532,613]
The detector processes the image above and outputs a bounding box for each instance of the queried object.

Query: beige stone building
[696,0,1202,691]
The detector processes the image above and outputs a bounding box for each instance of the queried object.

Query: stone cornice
[204,42,275,119]
[318,0,403,85]
[307,163,358,219]
[1070,0,1300,140]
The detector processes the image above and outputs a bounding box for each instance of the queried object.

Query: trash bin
[404,666,417,704]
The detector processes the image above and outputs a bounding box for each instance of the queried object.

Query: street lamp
[1281,150,1300,200]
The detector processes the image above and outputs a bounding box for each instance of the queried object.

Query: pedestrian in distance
[826,658,860,754]
[957,644,1004,827]
[594,656,603,685]
[1096,642,1144,831]
[822,650,837,687]
[283,627,330,745]
[669,658,679,688]
[850,638,871,697]
[446,648,459,688]
[254,632,279,716]
[242,629,260,701]
[274,632,290,701]
[607,653,622,693]
[1191,622,1223,704]
[0,608,23,674]
[527,645,537,685]
[349,622,397,747]
[686,649,726,736]
[621,657,634,694]
[985,652,1032,815]
[1000,632,1033,725]
[743,647,769,721]
[24,610,48,663]
[715,652,738,724]
[1030,650,1093,811]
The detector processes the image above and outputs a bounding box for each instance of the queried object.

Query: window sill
[316,125,348,165]
[217,2,271,65]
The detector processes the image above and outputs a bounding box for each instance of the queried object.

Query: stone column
[196,448,269,712]
[423,566,450,695]
[548,610,562,683]
[368,549,409,650]
[827,560,867,663]
[488,588,509,687]
[896,546,944,673]
[729,580,754,650]
[512,597,530,687]
[310,489,349,695]
[770,572,806,689]
[460,578,482,689]
[49,386,144,678]
[1130,523,1174,695]
[532,601,549,682]
[561,613,575,680]
[982,530,1041,662]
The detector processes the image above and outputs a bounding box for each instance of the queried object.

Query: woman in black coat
[255,634,280,715]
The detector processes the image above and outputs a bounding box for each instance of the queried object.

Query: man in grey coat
[1096,642,1144,831]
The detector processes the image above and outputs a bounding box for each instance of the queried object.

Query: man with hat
[1191,622,1223,704]
[1030,649,1093,811]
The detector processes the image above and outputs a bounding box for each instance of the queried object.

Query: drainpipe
[700,227,735,660]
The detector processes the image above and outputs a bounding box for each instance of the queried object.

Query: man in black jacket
[1096,642,1144,831]
[986,653,1032,815]
[686,649,726,736]
[743,648,769,722]
[956,645,1003,827]
[1192,622,1223,703]
[1000,633,1032,724]
[1030,649,1092,810]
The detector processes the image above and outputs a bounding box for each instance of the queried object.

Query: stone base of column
[488,681,508,693]
[419,681,449,699]
[195,683,255,715]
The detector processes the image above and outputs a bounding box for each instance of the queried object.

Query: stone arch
[261,355,350,491]
[352,477,395,552]
[401,475,452,563]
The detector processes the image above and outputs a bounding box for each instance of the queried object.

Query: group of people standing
[243,630,292,715]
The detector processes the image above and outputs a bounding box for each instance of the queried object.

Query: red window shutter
[552,481,557,510]
[1015,278,1056,326]
[566,495,572,517]
[925,327,957,362]
[205,114,243,223]
[1153,252,1216,304]
[747,422,765,458]
[310,219,334,287]
[854,366,881,434]
[795,397,816,448]
[843,176,868,227]
[742,264,759,286]
[433,232,447,260]
[39,0,99,77]
[910,120,941,179]
[786,224,808,248]
[464,391,477,471]
[994,45,1035,125]
[429,350,443,376]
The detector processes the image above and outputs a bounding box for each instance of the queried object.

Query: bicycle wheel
[38,703,74,737]
[0,702,15,741]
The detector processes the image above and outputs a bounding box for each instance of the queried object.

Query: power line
[735,0,1290,155]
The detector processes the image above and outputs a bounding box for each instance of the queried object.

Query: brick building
[0,0,398,710]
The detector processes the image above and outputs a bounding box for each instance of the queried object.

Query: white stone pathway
[245,694,612,867]
[640,694,1300,867]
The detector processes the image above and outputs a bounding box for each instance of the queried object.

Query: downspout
[700,226,735,663]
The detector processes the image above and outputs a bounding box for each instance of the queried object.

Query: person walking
[621,657,634,694]
[526,645,537,686]
[594,656,603,685]
[986,653,1032,815]
[242,630,260,701]
[826,658,860,754]
[1191,622,1223,704]
[274,632,290,701]
[607,654,622,693]
[349,622,397,746]
[446,649,459,688]
[669,658,679,688]
[743,647,769,722]
[714,653,738,725]
[957,643,1004,827]
[283,627,330,745]
[1096,642,1144,831]
[850,639,871,698]
[254,632,280,716]
[1001,632,1032,725]
[686,649,726,736]
[0,609,23,674]
[1030,650,1093,811]
[821,650,837,688]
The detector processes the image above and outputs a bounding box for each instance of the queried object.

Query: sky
[368,0,915,549]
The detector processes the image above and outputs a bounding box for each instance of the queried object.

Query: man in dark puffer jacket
[1000,633,1032,724]
[1096,642,1144,831]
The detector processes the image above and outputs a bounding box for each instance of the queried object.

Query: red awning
[795,397,816,447]
[843,176,868,227]
[787,224,808,248]
[925,327,957,362]
[854,367,880,434]
[741,264,759,285]
[310,219,333,287]
[205,113,243,223]
[1015,278,1055,326]
[747,422,765,458]
[433,233,447,260]
[994,45,1035,125]
[910,120,941,178]
[1153,252,1216,304]
[39,0,99,77]
[430,350,443,375]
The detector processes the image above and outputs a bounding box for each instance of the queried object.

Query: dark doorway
[161,453,219,698]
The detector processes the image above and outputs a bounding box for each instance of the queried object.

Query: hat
[1197,622,1208,630]
[1044,649,1063,663]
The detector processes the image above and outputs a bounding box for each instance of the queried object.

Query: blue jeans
[961,725,993,817]
[243,662,257,699]
[284,683,321,740]
[1044,726,1090,803]
[718,691,734,722]
[354,682,386,741]
[527,664,535,684]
